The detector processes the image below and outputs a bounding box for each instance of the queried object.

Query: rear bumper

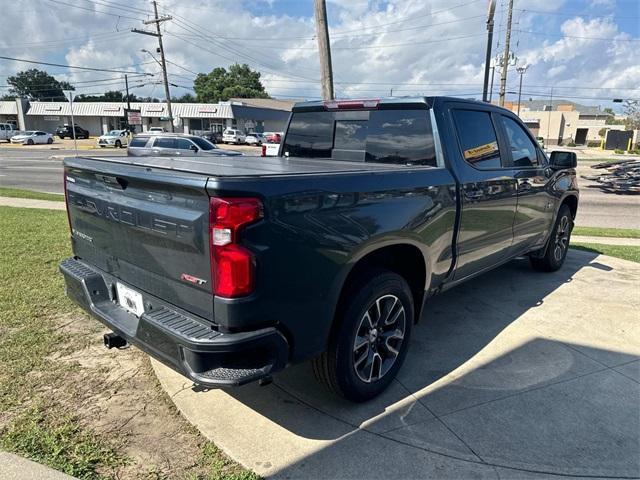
[59,257,289,387]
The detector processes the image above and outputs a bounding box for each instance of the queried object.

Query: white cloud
[0,0,637,108]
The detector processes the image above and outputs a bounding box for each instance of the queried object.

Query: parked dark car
[56,124,89,139]
[200,131,223,144]
[60,97,579,402]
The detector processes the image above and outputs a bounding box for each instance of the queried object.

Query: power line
[44,0,147,21]
[0,55,154,75]
[515,8,640,21]
[513,29,640,42]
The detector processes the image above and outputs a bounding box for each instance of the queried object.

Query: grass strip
[0,187,64,201]
[572,226,640,239]
[571,243,640,263]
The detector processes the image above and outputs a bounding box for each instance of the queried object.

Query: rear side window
[283,109,436,166]
[129,137,148,147]
[500,115,539,167]
[452,110,502,169]
[154,137,176,149]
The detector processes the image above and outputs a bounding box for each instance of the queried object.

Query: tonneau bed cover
[68,154,412,178]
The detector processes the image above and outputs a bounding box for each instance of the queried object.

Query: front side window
[283,109,436,166]
[191,137,216,150]
[501,115,539,167]
[176,138,194,150]
[452,110,502,169]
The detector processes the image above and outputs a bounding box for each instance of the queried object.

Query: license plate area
[116,282,145,317]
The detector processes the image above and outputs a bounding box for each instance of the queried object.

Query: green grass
[571,243,640,263]
[0,206,258,479]
[572,226,640,239]
[0,187,64,201]
[1,406,125,479]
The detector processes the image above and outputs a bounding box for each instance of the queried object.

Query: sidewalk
[0,451,76,479]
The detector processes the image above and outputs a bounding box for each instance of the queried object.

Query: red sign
[127,111,142,125]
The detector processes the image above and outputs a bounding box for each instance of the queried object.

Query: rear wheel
[27,139,34,145]
[313,270,413,402]
[47,137,53,144]
[530,204,573,272]
[115,140,121,148]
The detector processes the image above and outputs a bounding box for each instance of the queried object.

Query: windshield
[23,131,36,135]
[106,130,121,136]
[191,136,216,150]
[283,109,437,166]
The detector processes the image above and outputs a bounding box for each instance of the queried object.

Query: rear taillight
[209,197,263,298]
[63,170,73,232]
[261,144,266,157]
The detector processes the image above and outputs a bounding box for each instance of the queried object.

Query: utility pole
[124,74,131,131]
[314,0,334,100]
[498,0,514,107]
[516,65,528,116]
[132,1,174,131]
[482,0,496,103]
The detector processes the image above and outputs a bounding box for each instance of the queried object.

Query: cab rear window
[283,109,437,166]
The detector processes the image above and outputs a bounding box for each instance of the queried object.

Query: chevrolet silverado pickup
[60,97,579,402]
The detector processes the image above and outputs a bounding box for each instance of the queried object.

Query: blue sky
[1,0,638,110]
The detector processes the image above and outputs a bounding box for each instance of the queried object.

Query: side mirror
[190,145,198,152]
[549,151,577,169]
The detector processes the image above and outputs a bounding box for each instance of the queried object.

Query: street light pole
[64,90,77,156]
[482,0,496,103]
[516,65,529,116]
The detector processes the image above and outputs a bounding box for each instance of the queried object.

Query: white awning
[0,101,18,115]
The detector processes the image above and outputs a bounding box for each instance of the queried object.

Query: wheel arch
[330,242,429,332]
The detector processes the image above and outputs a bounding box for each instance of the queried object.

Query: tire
[27,139,34,145]
[529,204,573,272]
[47,138,53,144]
[115,140,121,148]
[312,270,414,402]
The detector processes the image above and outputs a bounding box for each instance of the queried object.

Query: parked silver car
[127,134,242,157]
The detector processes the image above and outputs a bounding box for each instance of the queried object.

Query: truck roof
[291,96,511,113]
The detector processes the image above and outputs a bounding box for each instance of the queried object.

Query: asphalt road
[1,148,638,229]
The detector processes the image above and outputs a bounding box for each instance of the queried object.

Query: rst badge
[180,273,207,286]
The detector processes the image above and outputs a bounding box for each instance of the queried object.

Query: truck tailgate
[64,157,214,321]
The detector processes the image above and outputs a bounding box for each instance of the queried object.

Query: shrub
[567,141,576,147]
[614,149,625,154]
[587,141,601,148]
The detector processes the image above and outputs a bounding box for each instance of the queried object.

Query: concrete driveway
[154,249,639,479]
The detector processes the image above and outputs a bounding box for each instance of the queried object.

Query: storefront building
[0,98,293,136]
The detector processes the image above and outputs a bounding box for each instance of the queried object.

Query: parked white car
[98,130,130,148]
[222,129,246,144]
[148,127,166,134]
[11,131,53,145]
[0,123,19,143]
[245,133,264,145]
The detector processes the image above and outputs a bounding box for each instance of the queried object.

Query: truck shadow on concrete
[221,250,639,477]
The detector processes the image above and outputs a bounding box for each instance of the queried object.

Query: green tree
[171,93,196,103]
[193,64,269,103]
[75,90,139,102]
[6,69,74,101]
[623,100,640,130]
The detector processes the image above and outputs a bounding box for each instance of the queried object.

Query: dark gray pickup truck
[60,97,579,401]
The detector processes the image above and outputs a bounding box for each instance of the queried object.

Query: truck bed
[72,154,411,177]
